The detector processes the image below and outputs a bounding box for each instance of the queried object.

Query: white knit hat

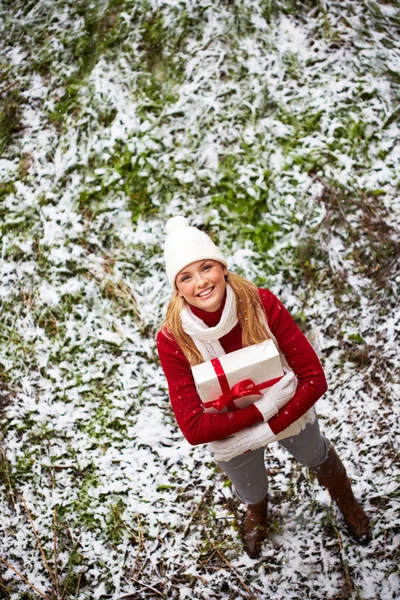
[164,216,228,289]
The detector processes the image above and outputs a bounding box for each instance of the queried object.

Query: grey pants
[216,417,330,505]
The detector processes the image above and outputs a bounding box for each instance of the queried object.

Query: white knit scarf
[180,284,238,360]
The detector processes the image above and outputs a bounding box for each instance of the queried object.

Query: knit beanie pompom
[165,215,189,235]
[164,216,228,289]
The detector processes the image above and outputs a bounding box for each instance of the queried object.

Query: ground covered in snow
[0,0,399,598]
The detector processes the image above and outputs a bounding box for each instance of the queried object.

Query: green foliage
[0,87,23,155]
[115,150,158,222]
[58,545,88,597]
[261,0,329,25]
[210,157,281,254]
[282,51,303,80]
[0,181,16,203]
[347,333,364,344]
[139,10,166,72]
[278,107,324,141]
[295,236,329,289]
[106,497,129,544]
[0,446,17,507]
[35,308,61,339]
[45,1,131,130]
[76,142,162,225]
[294,182,399,293]
[0,576,12,599]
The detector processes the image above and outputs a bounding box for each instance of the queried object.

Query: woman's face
[176,260,228,312]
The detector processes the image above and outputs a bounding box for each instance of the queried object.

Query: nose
[194,271,208,287]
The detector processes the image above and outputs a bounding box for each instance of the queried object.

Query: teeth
[198,287,213,297]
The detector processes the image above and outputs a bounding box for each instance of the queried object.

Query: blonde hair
[162,271,269,366]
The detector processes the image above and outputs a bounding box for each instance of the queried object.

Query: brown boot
[242,498,268,558]
[311,445,371,545]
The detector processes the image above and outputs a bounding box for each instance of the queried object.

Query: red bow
[202,357,282,412]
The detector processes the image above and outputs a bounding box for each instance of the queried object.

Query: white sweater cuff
[253,394,278,422]
[252,421,277,447]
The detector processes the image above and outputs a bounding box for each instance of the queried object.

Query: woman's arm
[258,289,328,434]
[156,330,263,445]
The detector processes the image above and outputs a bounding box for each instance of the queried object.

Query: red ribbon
[202,357,283,412]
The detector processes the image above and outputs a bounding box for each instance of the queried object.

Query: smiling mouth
[197,286,215,298]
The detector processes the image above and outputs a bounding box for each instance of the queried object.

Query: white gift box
[192,339,284,413]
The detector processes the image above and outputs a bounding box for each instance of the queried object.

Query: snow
[0,0,399,599]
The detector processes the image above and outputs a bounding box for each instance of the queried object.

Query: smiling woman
[156,216,370,557]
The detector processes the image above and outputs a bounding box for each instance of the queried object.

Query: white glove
[253,368,297,421]
[208,421,277,463]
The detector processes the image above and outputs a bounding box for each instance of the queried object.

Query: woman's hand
[208,421,277,462]
[253,368,297,422]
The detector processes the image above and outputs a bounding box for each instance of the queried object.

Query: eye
[181,275,191,282]
[203,264,212,271]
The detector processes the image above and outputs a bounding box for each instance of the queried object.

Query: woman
[156,216,370,557]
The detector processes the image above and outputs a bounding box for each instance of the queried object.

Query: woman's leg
[216,448,268,558]
[279,416,370,545]
[216,447,268,505]
[278,416,330,468]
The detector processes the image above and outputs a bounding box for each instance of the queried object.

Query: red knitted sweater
[156,288,327,445]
